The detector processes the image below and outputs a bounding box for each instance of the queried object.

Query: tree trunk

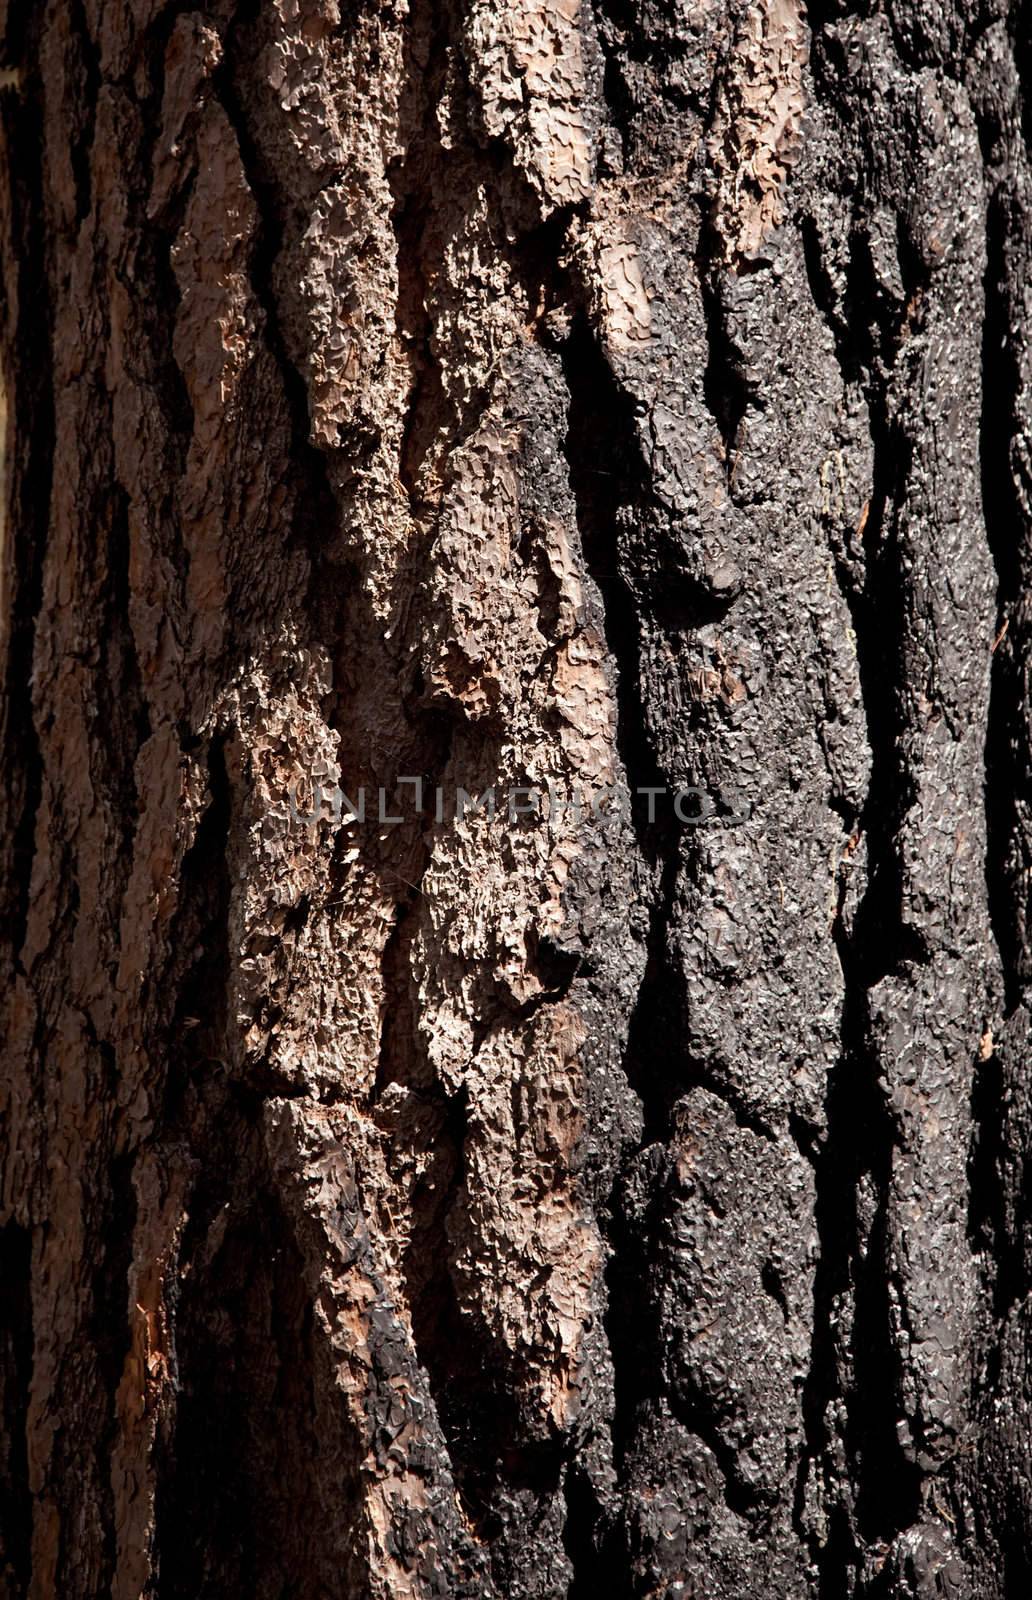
[1,0,1030,1595]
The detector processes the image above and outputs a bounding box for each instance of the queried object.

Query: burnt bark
[1,0,1031,1595]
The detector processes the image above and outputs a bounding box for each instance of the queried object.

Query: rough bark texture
[1,0,1031,1595]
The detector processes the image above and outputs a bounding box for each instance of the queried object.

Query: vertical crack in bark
[0,1221,32,1593]
[67,0,99,228]
[87,1138,136,1592]
[560,320,666,867]
[561,1462,613,1599]
[966,31,1032,1586]
[0,11,54,970]
[970,180,1027,1373]
[698,226,752,480]
[153,735,347,1597]
[980,182,1028,1016]
[796,188,931,1575]
[166,732,233,1109]
[558,321,671,1526]
[215,1,340,592]
[130,2,211,603]
[155,737,273,1591]
[150,728,234,1584]
[387,0,451,515]
[97,480,151,910]
[559,310,775,1577]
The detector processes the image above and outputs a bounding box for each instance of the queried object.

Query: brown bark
[1,0,1031,1595]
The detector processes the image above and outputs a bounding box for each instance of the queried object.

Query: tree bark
[1,0,1031,1595]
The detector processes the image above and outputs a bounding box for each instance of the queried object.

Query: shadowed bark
[1,0,1031,1595]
